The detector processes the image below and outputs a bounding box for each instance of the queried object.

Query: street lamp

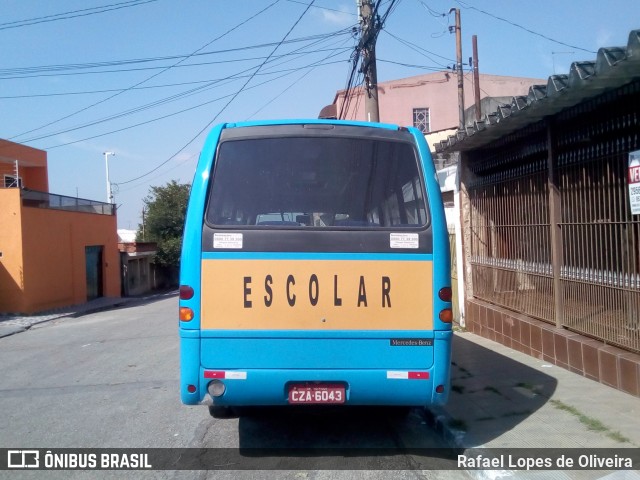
[103,151,115,204]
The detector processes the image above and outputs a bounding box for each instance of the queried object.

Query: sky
[1,0,639,230]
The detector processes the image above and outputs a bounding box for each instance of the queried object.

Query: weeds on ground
[550,399,633,445]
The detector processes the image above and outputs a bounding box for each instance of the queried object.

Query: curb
[0,291,178,339]
[0,325,27,338]
[423,405,466,449]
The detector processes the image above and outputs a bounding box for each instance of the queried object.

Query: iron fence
[448,229,460,324]
[466,81,640,354]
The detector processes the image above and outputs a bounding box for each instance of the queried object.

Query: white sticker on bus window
[214,233,243,249]
[390,233,419,249]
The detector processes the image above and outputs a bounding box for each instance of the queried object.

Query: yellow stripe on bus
[200,259,433,330]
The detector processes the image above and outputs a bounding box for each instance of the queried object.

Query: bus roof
[224,118,406,132]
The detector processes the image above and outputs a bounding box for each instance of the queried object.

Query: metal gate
[85,246,103,301]
[467,80,640,354]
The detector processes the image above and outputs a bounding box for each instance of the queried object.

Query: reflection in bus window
[207,136,429,228]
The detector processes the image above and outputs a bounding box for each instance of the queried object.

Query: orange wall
[0,189,25,313]
[0,139,48,191]
[22,166,49,191]
[19,206,120,313]
[0,194,120,314]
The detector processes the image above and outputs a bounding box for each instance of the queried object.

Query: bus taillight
[180,285,194,300]
[179,307,194,322]
[439,308,453,323]
[438,287,452,302]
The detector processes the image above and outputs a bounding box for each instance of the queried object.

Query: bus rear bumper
[182,367,450,407]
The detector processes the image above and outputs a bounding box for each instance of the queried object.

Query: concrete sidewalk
[427,331,640,478]
[0,291,177,338]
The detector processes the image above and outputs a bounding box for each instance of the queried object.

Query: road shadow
[232,406,461,469]
[440,333,557,447]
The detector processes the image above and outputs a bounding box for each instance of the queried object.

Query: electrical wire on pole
[358,0,380,122]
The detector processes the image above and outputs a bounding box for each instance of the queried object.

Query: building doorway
[85,246,104,301]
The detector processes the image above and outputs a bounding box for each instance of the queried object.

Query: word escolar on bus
[242,274,392,308]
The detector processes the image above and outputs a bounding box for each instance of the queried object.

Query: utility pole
[450,8,465,131]
[103,151,115,204]
[358,0,380,122]
[142,207,146,241]
[472,35,481,121]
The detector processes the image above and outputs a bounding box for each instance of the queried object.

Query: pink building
[331,71,544,133]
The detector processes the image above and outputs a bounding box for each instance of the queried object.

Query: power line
[342,0,402,121]
[0,29,354,78]
[44,58,345,153]
[247,37,352,119]
[383,29,454,66]
[0,0,158,31]
[377,58,447,71]
[455,0,595,54]
[15,29,352,143]
[348,76,365,120]
[121,45,351,192]
[24,57,347,146]
[256,26,356,74]
[13,25,352,144]
[414,0,451,38]
[417,0,446,18]
[338,0,374,120]
[0,46,352,85]
[284,0,357,16]
[114,0,317,186]
[117,152,199,194]
[0,53,351,99]
[9,0,282,141]
[378,0,402,26]
[338,47,361,119]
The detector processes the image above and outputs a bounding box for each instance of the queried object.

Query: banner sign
[629,150,640,215]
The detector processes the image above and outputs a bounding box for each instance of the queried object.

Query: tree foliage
[137,180,190,270]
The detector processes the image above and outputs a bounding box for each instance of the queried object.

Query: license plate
[288,384,345,404]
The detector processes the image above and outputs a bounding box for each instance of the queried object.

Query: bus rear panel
[179,120,452,408]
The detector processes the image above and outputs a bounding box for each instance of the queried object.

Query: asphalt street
[0,295,467,480]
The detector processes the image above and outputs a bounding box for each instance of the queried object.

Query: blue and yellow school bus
[179,119,452,408]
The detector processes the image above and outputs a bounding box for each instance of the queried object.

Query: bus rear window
[206,136,429,228]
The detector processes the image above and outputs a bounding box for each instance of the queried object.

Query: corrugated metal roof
[435,29,640,153]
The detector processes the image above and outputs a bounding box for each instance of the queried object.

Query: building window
[3,175,22,188]
[413,108,430,133]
